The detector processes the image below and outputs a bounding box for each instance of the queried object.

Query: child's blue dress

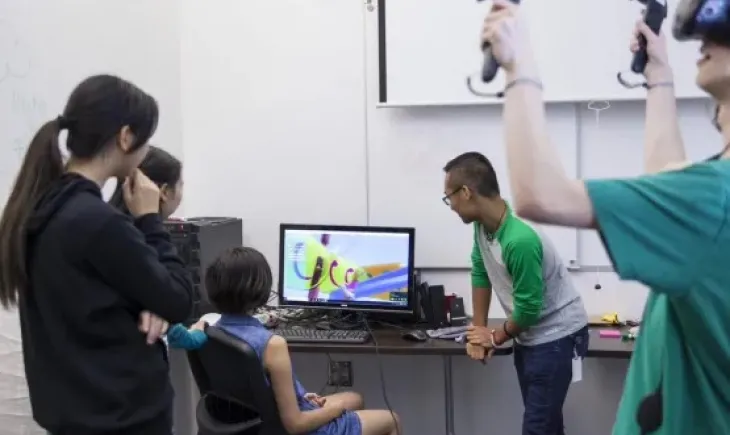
[167,315,362,435]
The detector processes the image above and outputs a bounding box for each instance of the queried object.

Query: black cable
[361,315,401,435]
[318,353,334,396]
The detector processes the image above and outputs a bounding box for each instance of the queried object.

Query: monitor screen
[278,224,415,313]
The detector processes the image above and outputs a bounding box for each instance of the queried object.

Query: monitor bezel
[277,223,416,315]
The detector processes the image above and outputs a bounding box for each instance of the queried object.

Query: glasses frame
[442,186,465,206]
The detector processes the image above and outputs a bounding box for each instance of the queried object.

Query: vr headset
[674,0,730,43]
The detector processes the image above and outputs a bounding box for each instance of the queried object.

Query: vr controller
[477,0,521,84]
[633,0,668,75]
[471,0,730,94]
[617,0,668,88]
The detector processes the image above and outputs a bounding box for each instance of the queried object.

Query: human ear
[117,126,135,153]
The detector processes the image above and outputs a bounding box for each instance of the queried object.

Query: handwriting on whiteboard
[0,18,31,86]
[9,90,47,159]
[0,17,45,162]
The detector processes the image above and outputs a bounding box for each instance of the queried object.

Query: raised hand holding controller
[618,0,668,88]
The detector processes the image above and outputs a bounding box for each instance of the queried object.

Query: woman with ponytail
[0,75,193,435]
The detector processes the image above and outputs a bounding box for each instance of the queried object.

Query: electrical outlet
[327,360,353,387]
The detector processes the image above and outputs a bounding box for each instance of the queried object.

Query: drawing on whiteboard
[0,16,47,210]
[0,19,31,86]
[587,100,611,128]
[8,91,48,160]
[0,17,43,161]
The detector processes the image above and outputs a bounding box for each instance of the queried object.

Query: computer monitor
[278,223,416,314]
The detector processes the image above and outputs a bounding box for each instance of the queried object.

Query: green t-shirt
[585,160,730,435]
[470,206,587,345]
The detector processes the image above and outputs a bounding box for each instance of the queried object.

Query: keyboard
[273,328,371,344]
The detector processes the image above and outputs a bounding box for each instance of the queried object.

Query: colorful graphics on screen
[281,230,410,307]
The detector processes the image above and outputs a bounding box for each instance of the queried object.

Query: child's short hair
[205,247,272,314]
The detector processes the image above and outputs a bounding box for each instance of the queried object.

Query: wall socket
[327,360,353,387]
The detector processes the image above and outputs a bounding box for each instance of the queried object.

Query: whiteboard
[578,98,718,266]
[377,0,703,106]
[366,104,579,268]
[0,0,182,209]
[180,0,369,266]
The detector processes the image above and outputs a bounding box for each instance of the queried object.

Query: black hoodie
[21,173,194,435]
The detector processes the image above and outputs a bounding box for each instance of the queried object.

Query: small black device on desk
[401,330,428,342]
[274,328,371,344]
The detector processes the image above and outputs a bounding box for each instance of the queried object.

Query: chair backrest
[191,325,288,434]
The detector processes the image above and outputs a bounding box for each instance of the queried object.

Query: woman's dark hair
[0,74,158,309]
[108,145,182,213]
[206,247,273,315]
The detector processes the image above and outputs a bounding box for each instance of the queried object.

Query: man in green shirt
[443,152,588,435]
[480,1,730,433]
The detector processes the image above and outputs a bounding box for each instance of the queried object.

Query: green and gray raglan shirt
[471,205,587,346]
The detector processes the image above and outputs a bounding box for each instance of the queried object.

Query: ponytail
[0,118,64,309]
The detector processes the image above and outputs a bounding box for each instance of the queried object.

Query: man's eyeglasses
[442,186,464,206]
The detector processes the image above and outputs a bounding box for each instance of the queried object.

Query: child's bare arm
[264,336,344,434]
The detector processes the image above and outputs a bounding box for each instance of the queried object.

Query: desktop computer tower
[165,217,242,435]
[164,217,243,322]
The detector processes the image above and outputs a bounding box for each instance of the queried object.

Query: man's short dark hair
[205,247,272,315]
[443,152,500,197]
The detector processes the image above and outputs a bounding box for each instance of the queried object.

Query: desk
[587,326,635,359]
[287,323,511,435]
[287,324,634,435]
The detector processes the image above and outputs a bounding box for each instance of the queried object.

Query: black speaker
[418,281,432,325]
[428,285,447,328]
[448,297,467,326]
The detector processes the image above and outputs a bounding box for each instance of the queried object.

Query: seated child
[169,247,401,435]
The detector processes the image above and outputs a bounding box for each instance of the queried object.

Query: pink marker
[599,329,622,339]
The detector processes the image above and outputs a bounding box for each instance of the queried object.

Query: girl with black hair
[109,145,184,220]
[169,247,401,435]
[0,75,194,435]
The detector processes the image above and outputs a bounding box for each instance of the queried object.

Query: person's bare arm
[470,229,492,326]
[644,81,685,174]
[472,289,491,327]
[631,23,685,173]
[502,59,596,229]
[265,336,344,434]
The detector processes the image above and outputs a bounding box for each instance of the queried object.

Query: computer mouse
[402,330,428,342]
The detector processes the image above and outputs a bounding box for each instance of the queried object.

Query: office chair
[188,325,289,435]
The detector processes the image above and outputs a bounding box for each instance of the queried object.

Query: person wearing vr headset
[480,0,730,434]
[640,0,730,168]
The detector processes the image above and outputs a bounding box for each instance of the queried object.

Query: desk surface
[587,326,635,359]
[286,322,634,359]
[288,327,511,356]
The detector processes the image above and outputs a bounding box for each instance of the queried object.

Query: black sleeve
[86,213,194,323]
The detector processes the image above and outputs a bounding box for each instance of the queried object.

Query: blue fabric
[513,326,589,435]
[217,315,361,435]
[166,324,209,350]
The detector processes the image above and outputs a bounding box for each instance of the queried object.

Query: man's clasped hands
[465,325,511,362]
